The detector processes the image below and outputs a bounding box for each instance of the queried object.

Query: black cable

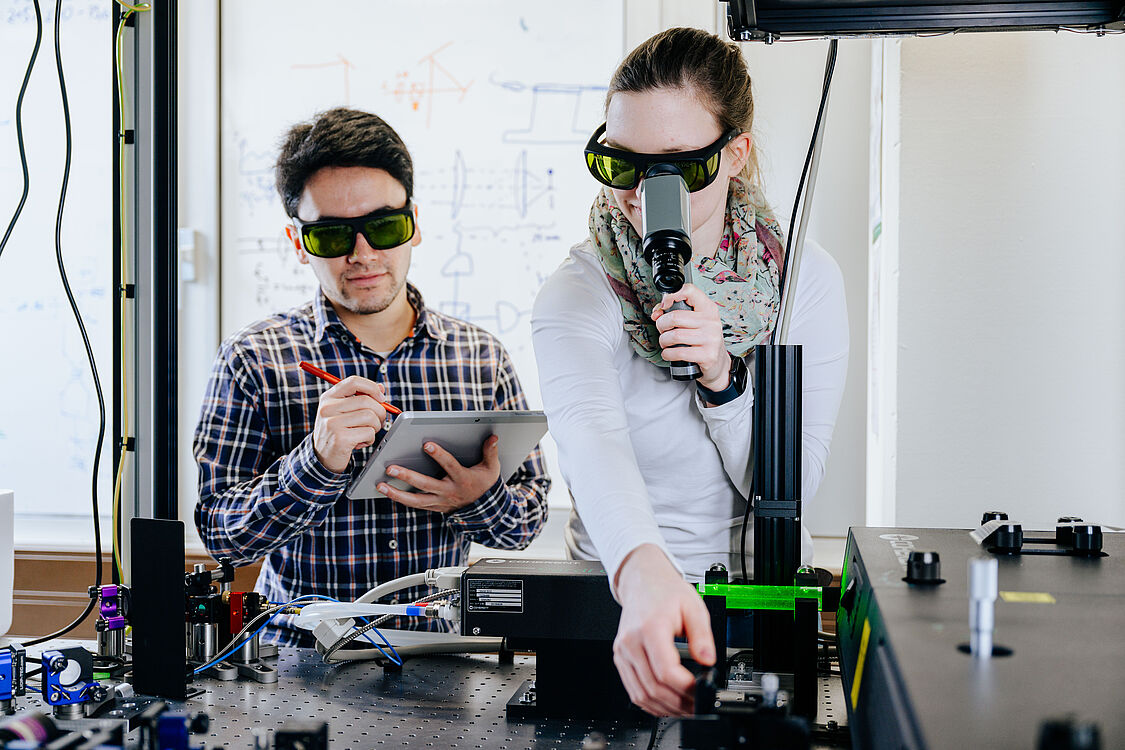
[770,39,838,346]
[646,718,661,750]
[0,0,42,261]
[21,0,107,648]
[740,493,753,585]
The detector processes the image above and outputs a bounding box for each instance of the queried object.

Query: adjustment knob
[1071,525,1103,557]
[1056,517,1085,548]
[1037,716,1102,750]
[48,655,67,675]
[840,578,858,614]
[905,551,944,585]
[981,511,1009,525]
[705,563,728,585]
[988,523,1024,554]
[694,668,719,716]
[189,713,211,734]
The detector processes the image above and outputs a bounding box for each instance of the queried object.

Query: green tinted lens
[672,153,722,192]
[304,224,355,257]
[588,153,638,189]
[363,213,414,249]
[673,161,708,192]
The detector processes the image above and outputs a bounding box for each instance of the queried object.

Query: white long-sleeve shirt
[531,238,849,586]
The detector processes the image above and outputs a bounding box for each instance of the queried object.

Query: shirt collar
[312,284,449,344]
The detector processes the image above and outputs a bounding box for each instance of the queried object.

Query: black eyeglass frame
[583,123,742,192]
[291,202,416,258]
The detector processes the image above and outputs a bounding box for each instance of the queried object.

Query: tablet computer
[345,410,548,500]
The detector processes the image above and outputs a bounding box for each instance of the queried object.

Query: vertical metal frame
[112,6,125,582]
[131,0,179,524]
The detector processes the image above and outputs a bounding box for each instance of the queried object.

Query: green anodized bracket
[696,582,823,612]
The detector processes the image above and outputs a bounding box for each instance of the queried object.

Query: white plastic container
[0,489,13,636]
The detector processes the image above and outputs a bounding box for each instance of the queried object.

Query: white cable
[314,571,428,651]
[314,568,467,653]
[354,572,428,605]
[293,602,438,630]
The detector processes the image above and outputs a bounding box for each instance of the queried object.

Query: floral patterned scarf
[589,176,785,366]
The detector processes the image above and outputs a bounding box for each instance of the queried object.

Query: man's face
[293,166,420,316]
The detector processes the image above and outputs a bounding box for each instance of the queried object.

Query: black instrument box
[838,526,1125,749]
[460,558,620,641]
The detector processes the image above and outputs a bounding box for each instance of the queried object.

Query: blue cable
[352,616,403,665]
[270,594,403,662]
[193,595,402,674]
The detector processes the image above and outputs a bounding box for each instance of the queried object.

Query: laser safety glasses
[291,203,416,258]
[584,123,741,193]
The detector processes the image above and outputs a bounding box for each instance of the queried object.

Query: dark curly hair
[275,107,413,218]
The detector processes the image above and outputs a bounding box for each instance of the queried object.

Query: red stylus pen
[298,361,402,415]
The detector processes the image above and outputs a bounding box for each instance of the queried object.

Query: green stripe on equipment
[696,582,823,611]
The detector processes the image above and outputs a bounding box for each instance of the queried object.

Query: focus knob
[1056,517,1085,548]
[987,523,1023,554]
[1037,716,1101,750]
[705,563,729,585]
[905,551,944,585]
[981,511,1009,525]
[1071,525,1103,557]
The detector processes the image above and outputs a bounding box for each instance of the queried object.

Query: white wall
[744,39,871,537]
[893,31,1125,530]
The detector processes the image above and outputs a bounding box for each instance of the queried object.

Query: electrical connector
[425,567,467,591]
[312,617,356,653]
[433,602,458,622]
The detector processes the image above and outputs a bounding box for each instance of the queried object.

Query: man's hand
[378,435,502,513]
[613,544,716,716]
[651,284,731,392]
[312,375,389,474]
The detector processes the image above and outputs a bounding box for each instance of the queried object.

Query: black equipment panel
[130,518,187,699]
[837,527,1125,749]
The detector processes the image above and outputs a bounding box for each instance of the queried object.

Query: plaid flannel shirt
[193,285,550,645]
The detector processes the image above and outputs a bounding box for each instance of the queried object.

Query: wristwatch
[697,353,748,406]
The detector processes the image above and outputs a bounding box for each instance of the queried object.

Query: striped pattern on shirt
[193,285,550,645]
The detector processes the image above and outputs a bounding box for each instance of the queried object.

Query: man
[193,107,550,646]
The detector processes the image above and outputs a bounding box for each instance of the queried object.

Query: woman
[531,27,849,715]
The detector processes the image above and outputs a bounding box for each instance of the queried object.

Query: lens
[649,247,686,293]
[588,153,638,189]
[672,161,708,192]
[304,224,355,257]
[363,213,414,249]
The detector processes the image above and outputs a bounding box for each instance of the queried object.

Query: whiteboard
[220,1,625,509]
[0,1,113,517]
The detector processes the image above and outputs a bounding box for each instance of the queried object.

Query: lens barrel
[647,241,688,293]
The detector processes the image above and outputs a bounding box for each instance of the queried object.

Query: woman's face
[604,86,747,247]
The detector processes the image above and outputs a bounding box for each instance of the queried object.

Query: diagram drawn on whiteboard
[383,42,474,127]
[418,149,555,221]
[491,77,608,144]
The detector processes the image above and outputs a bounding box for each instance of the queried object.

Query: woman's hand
[651,284,731,391]
[613,544,716,716]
